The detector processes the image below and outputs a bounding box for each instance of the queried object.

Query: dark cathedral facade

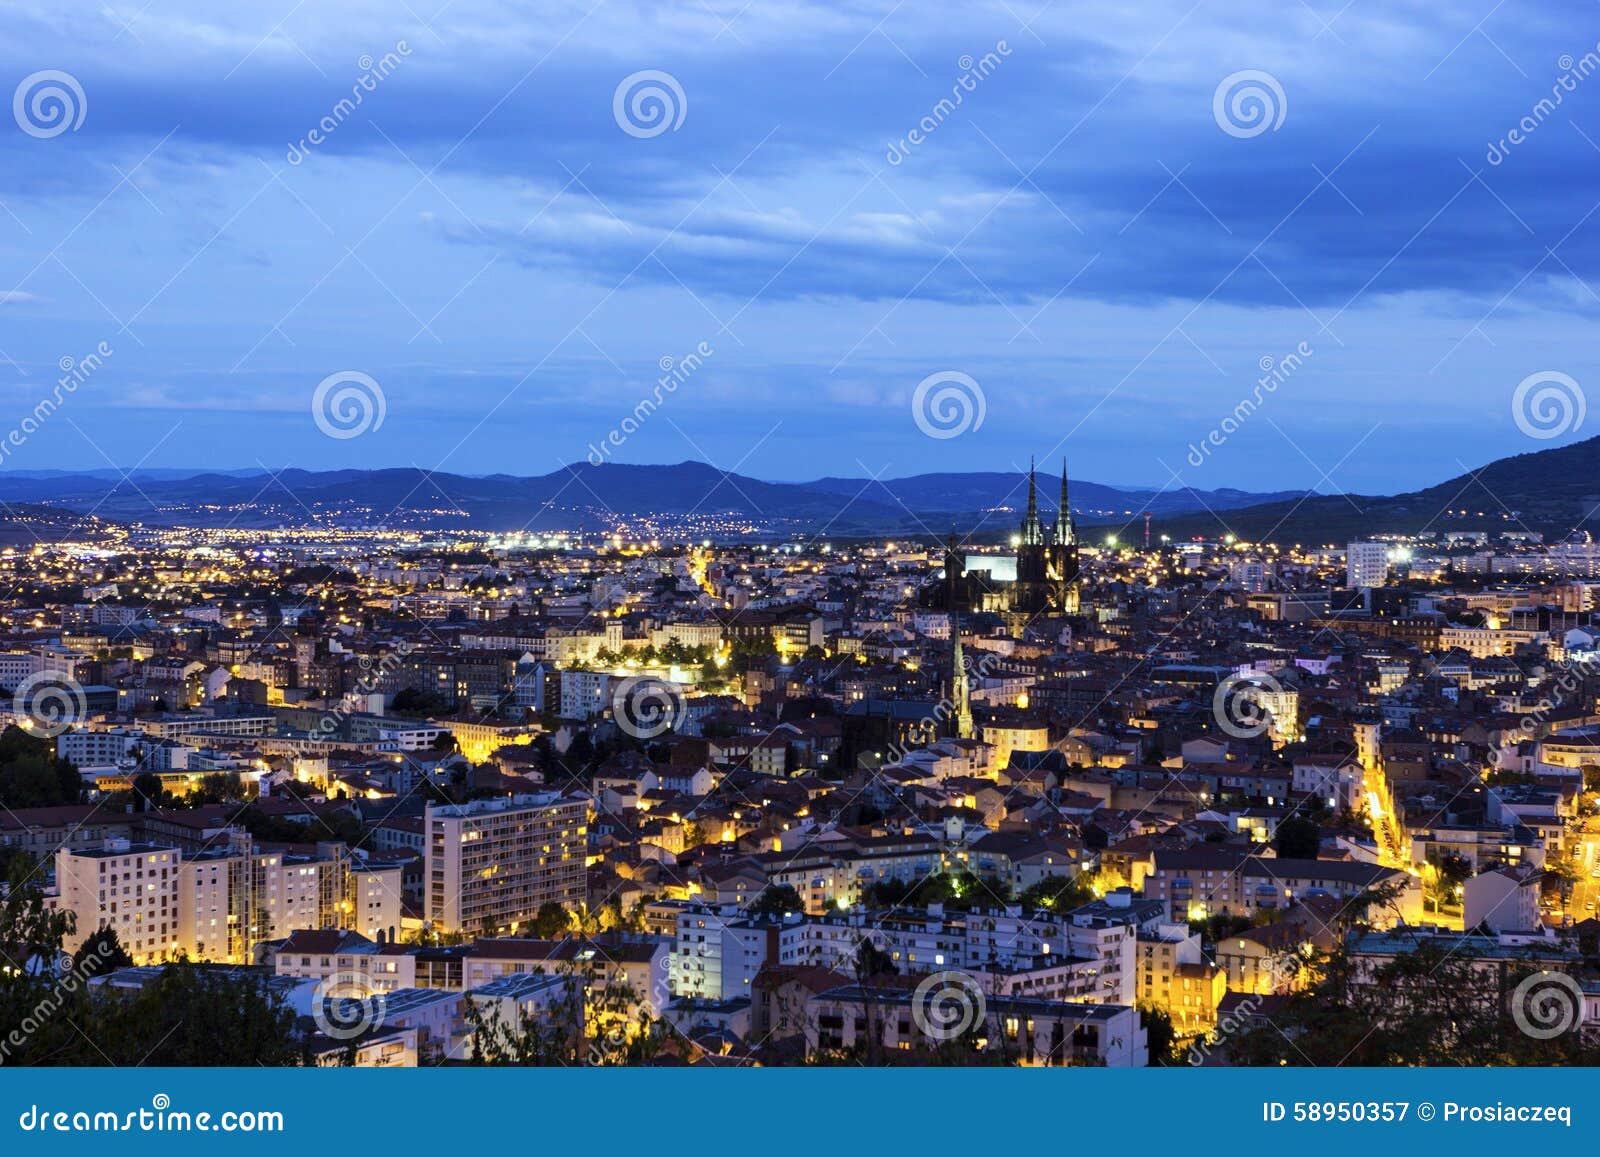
[927,459,1082,635]
[1009,458,1080,622]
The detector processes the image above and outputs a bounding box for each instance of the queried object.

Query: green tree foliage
[1272,817,1322,859]
[237,804,364,846]
[1229,942,1600,1066]
[746,884,804,918]
[530,902,573,939]
[130,772,170,811]
[0,725,82,809]
[462,960,658,1066]
[390,687,451,717]
[1141,1005,1180,1066]
[73,928,133,979]
[1015,875,1095,913]
[88,964,304,1066]
[184,772,248,807]
[0,857,83,1064]
[863,870,1009,912]
[1425,851,1474,912]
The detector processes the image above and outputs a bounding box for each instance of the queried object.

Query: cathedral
[1009,458,1080,623]
[927,458,1083,630]
[937,461,1082,736]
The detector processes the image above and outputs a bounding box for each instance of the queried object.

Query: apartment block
[424,793,588,933]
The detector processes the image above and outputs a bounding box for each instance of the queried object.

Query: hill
[1145,437,1600,544]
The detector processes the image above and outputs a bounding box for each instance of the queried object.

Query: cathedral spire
[1021,456,1045,546]
[945,528,973,739]
[950,614,973,740]
[1053,458,1075,546]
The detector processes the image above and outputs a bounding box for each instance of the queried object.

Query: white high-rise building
[55,841,181,963]
[56,833,403,964]
[424,793,588,933]
[1346,540,1390,590]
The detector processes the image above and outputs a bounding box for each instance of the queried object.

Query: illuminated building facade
[424,793,588,934]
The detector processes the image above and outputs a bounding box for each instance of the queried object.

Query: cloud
[0,0,1596,489]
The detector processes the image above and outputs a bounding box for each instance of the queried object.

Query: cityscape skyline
[9,0,1600,1086]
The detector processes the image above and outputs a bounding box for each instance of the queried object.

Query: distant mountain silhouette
[1152,436,1600,543]
[0,461,1308,534]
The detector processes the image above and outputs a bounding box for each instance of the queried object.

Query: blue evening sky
[1,1,1598,493]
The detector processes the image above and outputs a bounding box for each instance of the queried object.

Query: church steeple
[950,614,973,740]
[945,529,973,739]
[1052,458,1075,546]
[1020,457,1045,546]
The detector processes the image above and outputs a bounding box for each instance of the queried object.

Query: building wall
[425,795,588,933]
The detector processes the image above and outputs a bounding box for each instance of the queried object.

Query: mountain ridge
[0,463,1310,533]
[3,436,1593,541]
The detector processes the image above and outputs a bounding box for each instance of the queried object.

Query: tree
[0,865,301,1065]
[0,856,83,1065]
[1425,852,1473,913]
[1273,817,1322,859]
[746,885,804,918]
[186,772,247,807]
[73,927,133,978]
[854,938,897,981]
[130,772,169,812]
[848,937,897,1067]
[1229,942,1600,1066]
[89,963,304,1066]
[0,726,82,809]
[1016,875,1095,913]
[1141,1005,1180,1066]
[530,902,573,939]
[463,960,654,1066]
